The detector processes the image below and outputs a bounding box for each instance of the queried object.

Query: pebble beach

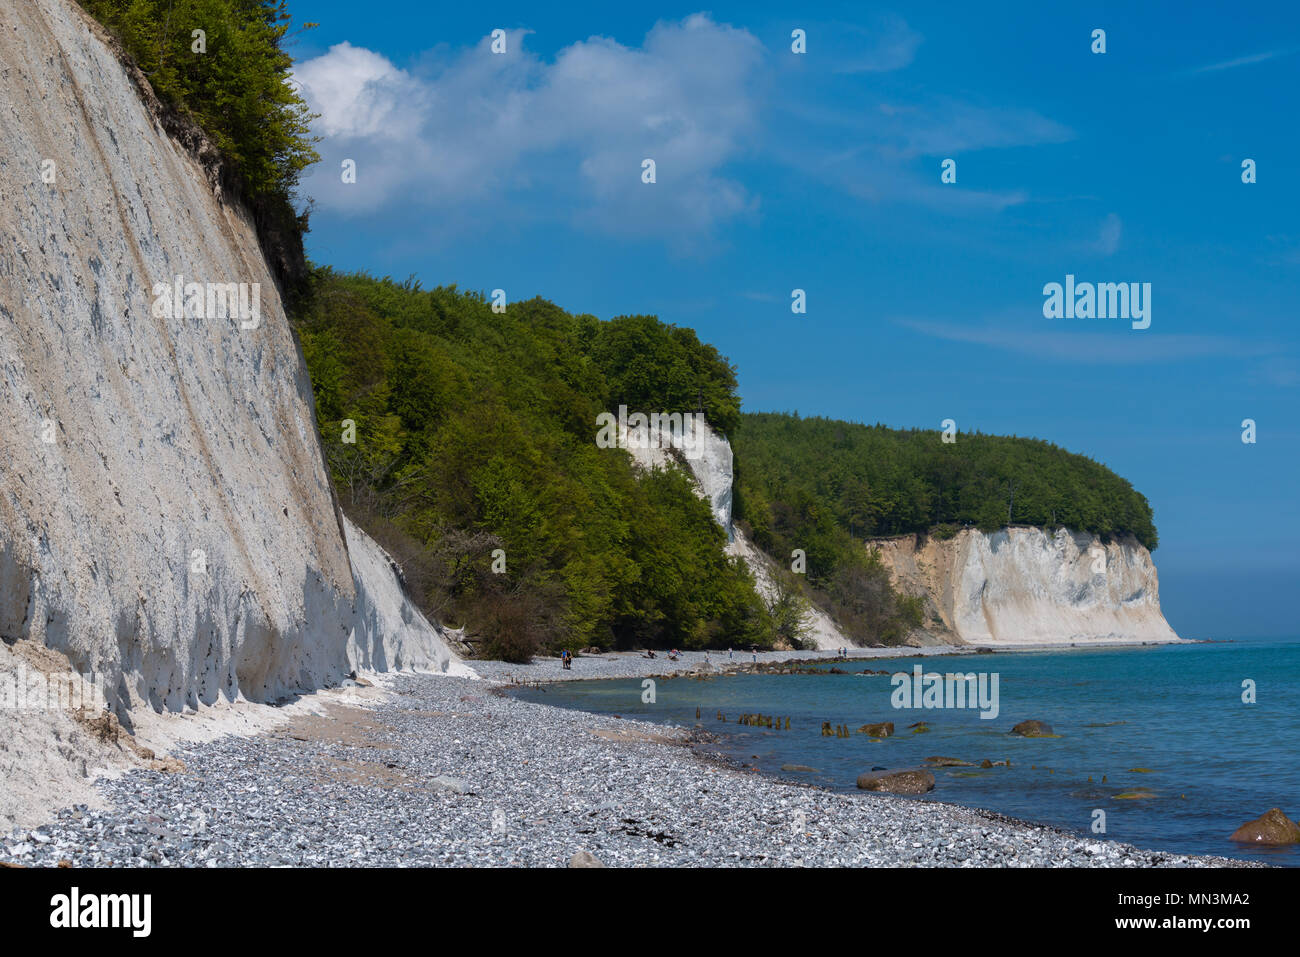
[0,650,1258,868]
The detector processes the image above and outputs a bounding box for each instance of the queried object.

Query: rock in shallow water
[1229,808,1300,845]
[1010,720,1055,737]
[857,722,894,738]
[856,768,935,794]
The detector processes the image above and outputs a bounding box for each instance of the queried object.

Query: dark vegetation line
[77,1,1160,660]
[732,413,1158,640]
[735,412,1157,552]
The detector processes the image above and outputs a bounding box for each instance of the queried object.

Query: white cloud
[1090,213,1122,256]
[883,98,1073,160]
[768,93,1068,213]
[1180,48,1296,75]
[293,16,765,242]
[894,315,1276,364]
[293,42,426,139]
[825,15,923,74]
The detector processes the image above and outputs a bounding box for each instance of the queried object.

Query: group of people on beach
[561,650,572,670]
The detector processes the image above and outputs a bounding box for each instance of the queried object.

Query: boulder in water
[857,721,894,738]
[1010,720,1056,737]
[925,756,973,767]
[856,768,935,794]
[1229,808,1300,845]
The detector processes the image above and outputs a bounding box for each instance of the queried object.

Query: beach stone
[857,722,894,738]
[856,768,935,794]
[1229,808,1300,845]
[430,776,470,794]
[568,850,604,868]
[1010,720,1054,737]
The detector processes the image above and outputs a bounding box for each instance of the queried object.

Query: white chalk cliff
[623,419,849,650]
[625,420,1179,649]
[873,527,1181,645]
[0,0,466,735]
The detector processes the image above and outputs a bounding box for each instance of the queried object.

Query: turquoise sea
[515,638,1300,864]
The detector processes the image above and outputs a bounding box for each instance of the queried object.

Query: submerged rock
[1113,789,1158,801]
[857,722,895,738]
[856,768,935,794]
[925,756,973,767]
[1010,720,1056,737]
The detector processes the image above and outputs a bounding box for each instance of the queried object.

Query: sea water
[515,638,1299,864]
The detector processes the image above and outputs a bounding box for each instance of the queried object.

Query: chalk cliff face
[623,419,849,650]
[625,419,1179,649]
[0,0,464,717]
[620,416,735,534]
[873,527,1181,645]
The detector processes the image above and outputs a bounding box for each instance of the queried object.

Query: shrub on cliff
[78,0,318,293]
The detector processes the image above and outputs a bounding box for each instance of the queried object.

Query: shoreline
[1,645,1261,868]
[480,643,1271,868]
[474,639,1197,685]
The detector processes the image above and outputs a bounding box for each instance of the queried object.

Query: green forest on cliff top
[81,0,1159,656]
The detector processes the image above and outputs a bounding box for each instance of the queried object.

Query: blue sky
[284,1,1299,638]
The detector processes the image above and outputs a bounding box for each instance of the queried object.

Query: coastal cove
[509,639,1300,866]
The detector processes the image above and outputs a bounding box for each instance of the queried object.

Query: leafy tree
[293,270,775,657]
[79,0,319,293]
[731,412,1159,644]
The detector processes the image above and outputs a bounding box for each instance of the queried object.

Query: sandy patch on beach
[0,643,410,832]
